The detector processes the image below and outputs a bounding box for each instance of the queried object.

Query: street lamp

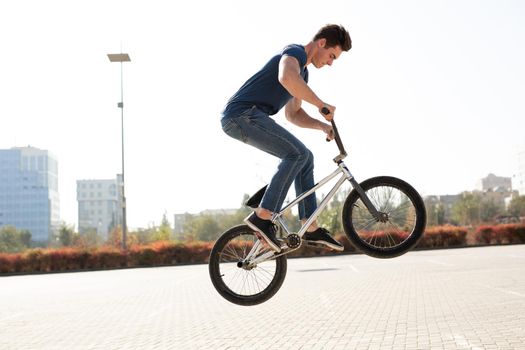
[107,52,131,250]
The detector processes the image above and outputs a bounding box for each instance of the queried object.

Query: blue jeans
[221,106,317,219]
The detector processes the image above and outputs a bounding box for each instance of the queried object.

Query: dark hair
[313,24,352,51]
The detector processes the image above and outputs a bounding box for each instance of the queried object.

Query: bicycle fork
[242,240,280,268]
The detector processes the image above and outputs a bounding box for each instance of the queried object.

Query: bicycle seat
[245,185,267,208]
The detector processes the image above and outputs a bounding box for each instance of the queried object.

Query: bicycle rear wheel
[208,225,287,306]
[342,176,426,258]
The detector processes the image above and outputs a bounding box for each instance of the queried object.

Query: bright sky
[1,0,524,229]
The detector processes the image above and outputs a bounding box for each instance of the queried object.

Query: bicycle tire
[208,225,287,306]
[342,176,426,258]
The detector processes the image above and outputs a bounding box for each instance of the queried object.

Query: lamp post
[107,52,131,250]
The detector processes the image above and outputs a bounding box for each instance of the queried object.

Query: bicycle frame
[244,161,352,266]
[275,161,352,238]
[244,119,382,266]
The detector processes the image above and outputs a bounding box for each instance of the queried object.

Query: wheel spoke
[354,216,378,231]
[224,243,241,260]
[349,179,423,253]
[384,226,398,248]
[219,251,240,262]
[252,271,263,294]
[211,227,282,300]
[255,265,275,284]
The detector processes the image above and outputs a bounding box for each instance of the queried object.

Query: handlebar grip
[325,128,333,142]
[322,107,331,141]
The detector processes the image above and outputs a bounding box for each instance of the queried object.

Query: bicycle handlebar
[321,107,347,163]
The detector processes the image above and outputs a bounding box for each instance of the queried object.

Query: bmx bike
[209,112,427,306]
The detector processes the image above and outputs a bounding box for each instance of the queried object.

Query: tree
[508,195,525,217]
[58,224,77,247]
[317,206,342,234]
[317,189,347,234]
[183,214,221,241]
[0,226,32,253]
[20,229,31,247]
[107,226,138,247]
[107,226,123,247]
[452,192,482,225]
[77,228,104,248]
[153,212,172,241]
[479,198,504,222]
[131,227,156,245]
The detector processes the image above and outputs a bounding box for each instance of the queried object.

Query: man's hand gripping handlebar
[321,107,347,163]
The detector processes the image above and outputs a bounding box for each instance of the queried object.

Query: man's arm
[285,97,334,140]
[279,55,323,109]
[279,55,335,120]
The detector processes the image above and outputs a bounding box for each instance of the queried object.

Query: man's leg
[234,115,311,215]
[293,148,319,230]
[222,108,312,251]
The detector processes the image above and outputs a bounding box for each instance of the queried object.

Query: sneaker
[304,228,344,251]
[244,213,282,253]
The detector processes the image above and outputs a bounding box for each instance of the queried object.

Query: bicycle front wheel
[208,225,287,306]
[342,176,426,258]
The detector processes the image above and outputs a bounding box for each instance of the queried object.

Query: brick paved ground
[1,245,524,349]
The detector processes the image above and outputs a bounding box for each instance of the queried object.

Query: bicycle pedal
[305,241,327,249]
[254,232,285,249]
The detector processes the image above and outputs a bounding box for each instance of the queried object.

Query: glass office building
[0,147,60,243]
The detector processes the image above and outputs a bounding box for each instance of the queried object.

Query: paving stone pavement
[1,245,524,350]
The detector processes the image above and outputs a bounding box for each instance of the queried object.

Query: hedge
[0,241,213,274]
[0,224,523,275]
[416,225,468,249]
[473,224,525,245]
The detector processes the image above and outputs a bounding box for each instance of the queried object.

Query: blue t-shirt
[222,44,309,118]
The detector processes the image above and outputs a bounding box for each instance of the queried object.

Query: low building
[425,194,461,225]
[477,173,512,192]
[173,213,187,239]
[77,175,123,240]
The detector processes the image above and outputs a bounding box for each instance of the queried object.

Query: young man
[221,24,352,253]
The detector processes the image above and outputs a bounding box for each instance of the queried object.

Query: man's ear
[318,38,327,48]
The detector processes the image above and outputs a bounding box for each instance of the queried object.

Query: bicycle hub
[285,234,301,249]
[237,260,255,270]
[378,212,389,223]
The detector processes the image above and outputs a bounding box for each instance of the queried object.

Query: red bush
[25,249,45,272]
[417,225,468,248]
[474,224,525,245]
[0,253,23,273]
[1,224,524,275]
[89,246,126,269]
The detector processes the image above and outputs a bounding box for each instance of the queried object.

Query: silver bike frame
[245,161,354,266]
[243,118,381,266]
[275,161,353,238]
